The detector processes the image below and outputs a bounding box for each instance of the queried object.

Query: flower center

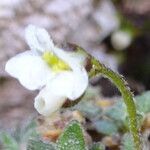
[42,51,71,72]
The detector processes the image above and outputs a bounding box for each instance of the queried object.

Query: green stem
[89,58,141,150]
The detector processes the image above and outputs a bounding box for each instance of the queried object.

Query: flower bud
[111,30,132,50]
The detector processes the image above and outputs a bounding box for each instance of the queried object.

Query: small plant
[4,25,142,150]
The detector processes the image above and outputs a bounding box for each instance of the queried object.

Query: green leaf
[76,101,102,119]
[12,121,38,143]
[136,91,150,114]
[22,121,38,142]
[27,138,56,150]
[75,86,102,119]
[121,133,134,150]
[105,101,126,122]
[94,119,118,135]
[89,142,105,150]
[57,120,86,150]
[0,132,19,150]
[81,86,101,101]
[104,101,128,129]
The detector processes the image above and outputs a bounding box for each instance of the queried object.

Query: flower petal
[53,47,86,71]
[46,70,88,100]
[34,70,88,116]
[68,69,88,100]
[25,25,54,54]
[34,87,66,116]
[5,51,53,90]
[49,48,89,99]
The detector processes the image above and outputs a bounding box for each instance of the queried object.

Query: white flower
[111,30,132,50]
[5,25,88,116]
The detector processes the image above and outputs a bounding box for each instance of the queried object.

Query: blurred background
[0,0,149,130]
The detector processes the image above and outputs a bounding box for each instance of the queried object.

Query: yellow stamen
[42,51,71,72]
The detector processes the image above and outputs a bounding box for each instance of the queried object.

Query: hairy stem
[89,58,141,150]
